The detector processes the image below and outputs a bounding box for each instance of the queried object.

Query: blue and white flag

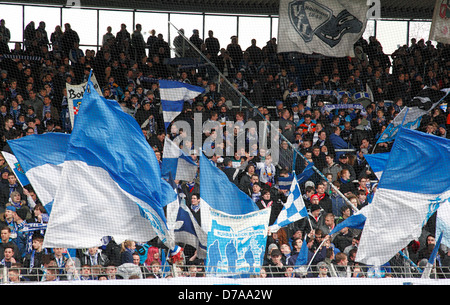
[422,232,443,279]
[199,151,259,232]
[2,151,30,188]
[329,204,373,235]
[270,174,308,233]
[295,235,309,267]
[161,136,198,182]
[277,173,293,191]
[377,88,450,143]
[356,128,450,266]
[277,0,369,57]
[297,162,315,185]
[364,152,390,180]
[160,80,204,130]
[205,207,271,277]
[174,200,208,259]
[7,133,70,214]
[43,78,174,250]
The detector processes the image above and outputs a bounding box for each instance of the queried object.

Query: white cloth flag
[355,128,450,266]
[44,78,174,249]
[277,0,369,57]
[429,0,450,44]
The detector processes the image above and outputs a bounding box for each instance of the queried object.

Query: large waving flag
[364,152,390,180]
[160,80,204,130]
[377,88,450,143]
[356,128,450,266]
[270,174,307,233]
[43,78,174,250]
[199,152,259,232]
[7,133,70,213]
[2,151,30,188]
[161,137,198,182]
[277,0,369,57]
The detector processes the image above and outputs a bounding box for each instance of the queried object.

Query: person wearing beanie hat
[308,203,324,231]
[263,247,286,278]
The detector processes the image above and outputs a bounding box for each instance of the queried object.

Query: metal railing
[1,263,448,283]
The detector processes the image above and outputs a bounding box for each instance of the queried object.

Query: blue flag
[199,151,259,232]
[8,133,70,214]
[364,152,390,180]
[297,162,315,185]
[2,151,30,188]
[295,236,309,266]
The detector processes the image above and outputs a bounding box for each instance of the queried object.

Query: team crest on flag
[288,0,333,43]
[288,0,364,48]
[278,0,368,57]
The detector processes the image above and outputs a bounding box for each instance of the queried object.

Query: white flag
[429,0,450,44]
[277,0,369,57]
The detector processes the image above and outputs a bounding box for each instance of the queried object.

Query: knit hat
[310,204,321,212]
[310,194,320,201]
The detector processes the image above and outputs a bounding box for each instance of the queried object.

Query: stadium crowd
[0,18,449,282]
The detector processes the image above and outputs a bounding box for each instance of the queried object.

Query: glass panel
[376,20,408,55]
[135,11,169,57]
[62,8,98,47]
[271,17,278,40]
[98,9,133,47]
[169,13,204,49]
[24,6,60,50]
[135,12,169,42]
[238,16,271,51]
[408,21,432,44]
[204,15,237,53]
[0,4,23,46]
[363,19,376,40]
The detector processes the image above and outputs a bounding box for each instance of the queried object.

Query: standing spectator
[189,29,203,51]
[61,23,80,57]
[0,19,11,44]
[116,23,131,50]
[131,24,146,62]
[205,30,220,57]
[226,36,243,71]
[102,26,115,46]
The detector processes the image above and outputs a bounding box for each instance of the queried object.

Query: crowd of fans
[0,16,449,282]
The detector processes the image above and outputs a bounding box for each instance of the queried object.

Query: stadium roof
[5,0,437,19]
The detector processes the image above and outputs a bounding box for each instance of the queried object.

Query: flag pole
[306,238,328,271]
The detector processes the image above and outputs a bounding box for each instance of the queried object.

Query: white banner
[277,0,369,57]
[429,0,450,44]
[205,207,271,276]
[66,74,102,129]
